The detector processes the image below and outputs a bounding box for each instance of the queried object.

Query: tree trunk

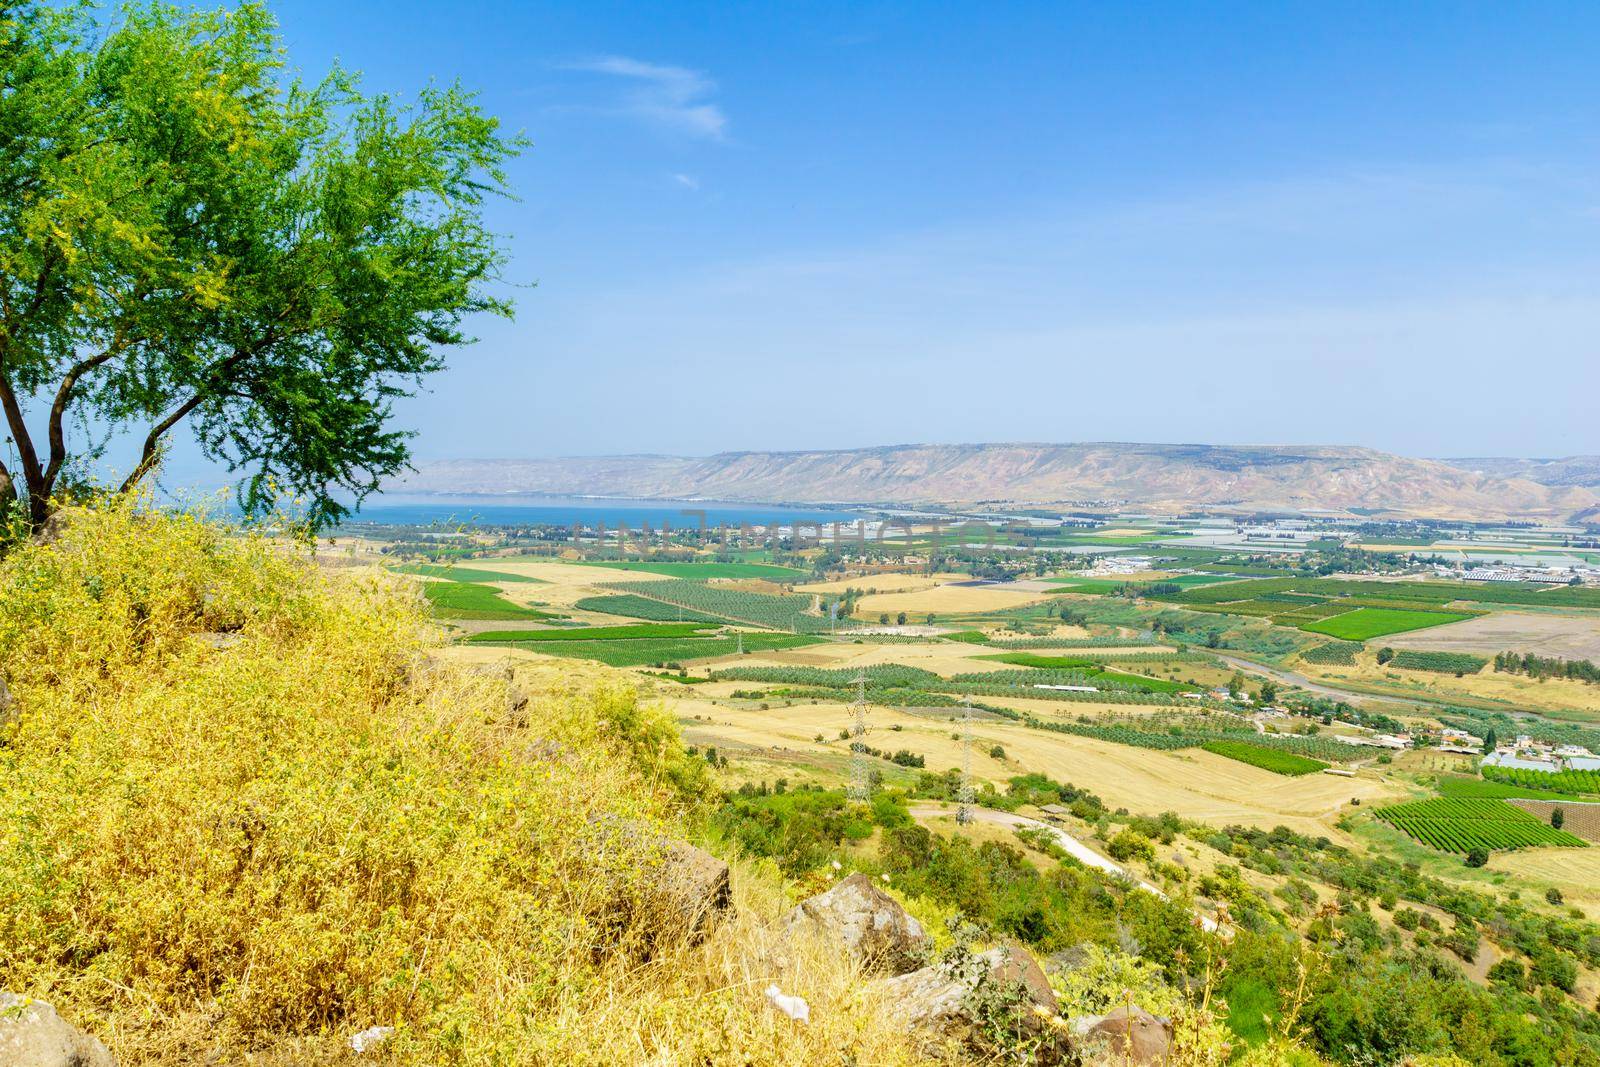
[0,469,14,515]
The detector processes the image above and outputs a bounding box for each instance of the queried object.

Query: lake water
[335,494,868,530]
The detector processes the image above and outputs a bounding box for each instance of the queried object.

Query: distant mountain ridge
[1441,456,1600,489]
[393,443,1598,522]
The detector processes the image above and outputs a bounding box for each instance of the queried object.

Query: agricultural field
[571,594,723,623]
[573,559,810,580]
[1437,776,1578,802]
[796,572,968,595]
[1374,798,1587,853]
[853,581,1047,618]
[1482,765,1600,796]
[420,581,561,622]
[1388,650,1487,674]
[467,623,714,643]
[1507,800,1600,842]
[1299,641,1361,665]
[663,695,1402,836]
[468,632,822,667]
[605,579,834,632]
[393,563,546,584]
[1300,607,1473,641]
[1383,611,1600,662]
[1201,740,1328,776]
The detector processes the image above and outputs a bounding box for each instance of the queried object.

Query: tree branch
[118,345,258,495]
[43,334,133,487]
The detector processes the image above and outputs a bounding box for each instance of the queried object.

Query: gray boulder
[0,676,15,729]
[783,873,928,975]
[879,944,1066,1060]
[0,993,115,1067]
[1073,1005,1174,1066]
[648,836,732,942]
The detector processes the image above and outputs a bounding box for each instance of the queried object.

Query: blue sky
[184,2,1600,475]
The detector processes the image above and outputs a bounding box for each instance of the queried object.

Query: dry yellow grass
[697,638,1010,676]
[666,696,1400,839]
[0,504,935,1066]
[1491,849,1600,921]
[1300,654,1600,718]
[795,572,969,595]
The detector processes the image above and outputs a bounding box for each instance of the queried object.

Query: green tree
[1464,847,1489,868]
[1551,807,1565,830]
[0,2,520,531]
[1376,647,1395,665]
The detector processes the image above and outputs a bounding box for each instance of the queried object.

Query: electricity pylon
[848,670,871,802]
[955,704,976,824]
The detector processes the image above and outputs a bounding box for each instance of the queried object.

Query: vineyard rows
[1375,798,1588,853]
[605,579,834,632]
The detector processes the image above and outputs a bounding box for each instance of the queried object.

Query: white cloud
[670,172,700,190]
[565,55,727,140]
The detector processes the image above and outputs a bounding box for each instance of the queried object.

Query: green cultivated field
[394,563,546,584]
[422,582,560,621]
[1390,650,1488,674]
[467,623,713,643]
[1438,776,1579,802]
[1482,765,1600,796]
[575,560,809,580]
[606,579,833,632]
[1299,641,1362,665]
[1375,797,1587,853]
[468,633,822,666]
[1201,740,1328,776]
[1300,608,1472,641]
[573,594,722,623]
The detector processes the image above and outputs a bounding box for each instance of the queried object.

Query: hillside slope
[396,443,1595,521]
[0,504,926,1065]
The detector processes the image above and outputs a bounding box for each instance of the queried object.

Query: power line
[848,669,871,802]
[956,703,975,825]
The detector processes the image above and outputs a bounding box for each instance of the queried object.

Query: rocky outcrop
[1073,1005,1174,1065]
[0,993,115,1066]
[648,836,732,942]
[588,816,732,948]
[0,675,15,729]
[878,945,1067,1061]
[783,874,928,975]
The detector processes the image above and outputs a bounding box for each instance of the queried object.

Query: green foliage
[1201,740,1329,776]
[1301,608,1474,641]
[1374,798,1588,853]
[421,581,558,621]
[1481,765,1600,797]
[0,1,521,528]
[468,633,822,667]
[941,629,992,644]
[574,560,809,580]
[1493,650,1600,686]
[467,623,713,643]
[1436,775,1576,802]
[572,594,722,622]
[1391,650,1488,674]
[391,564,546,584]
[605,579,833,632]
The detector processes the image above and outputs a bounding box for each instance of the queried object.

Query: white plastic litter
[765,983,811,1024]
[350,1025,396,1053]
